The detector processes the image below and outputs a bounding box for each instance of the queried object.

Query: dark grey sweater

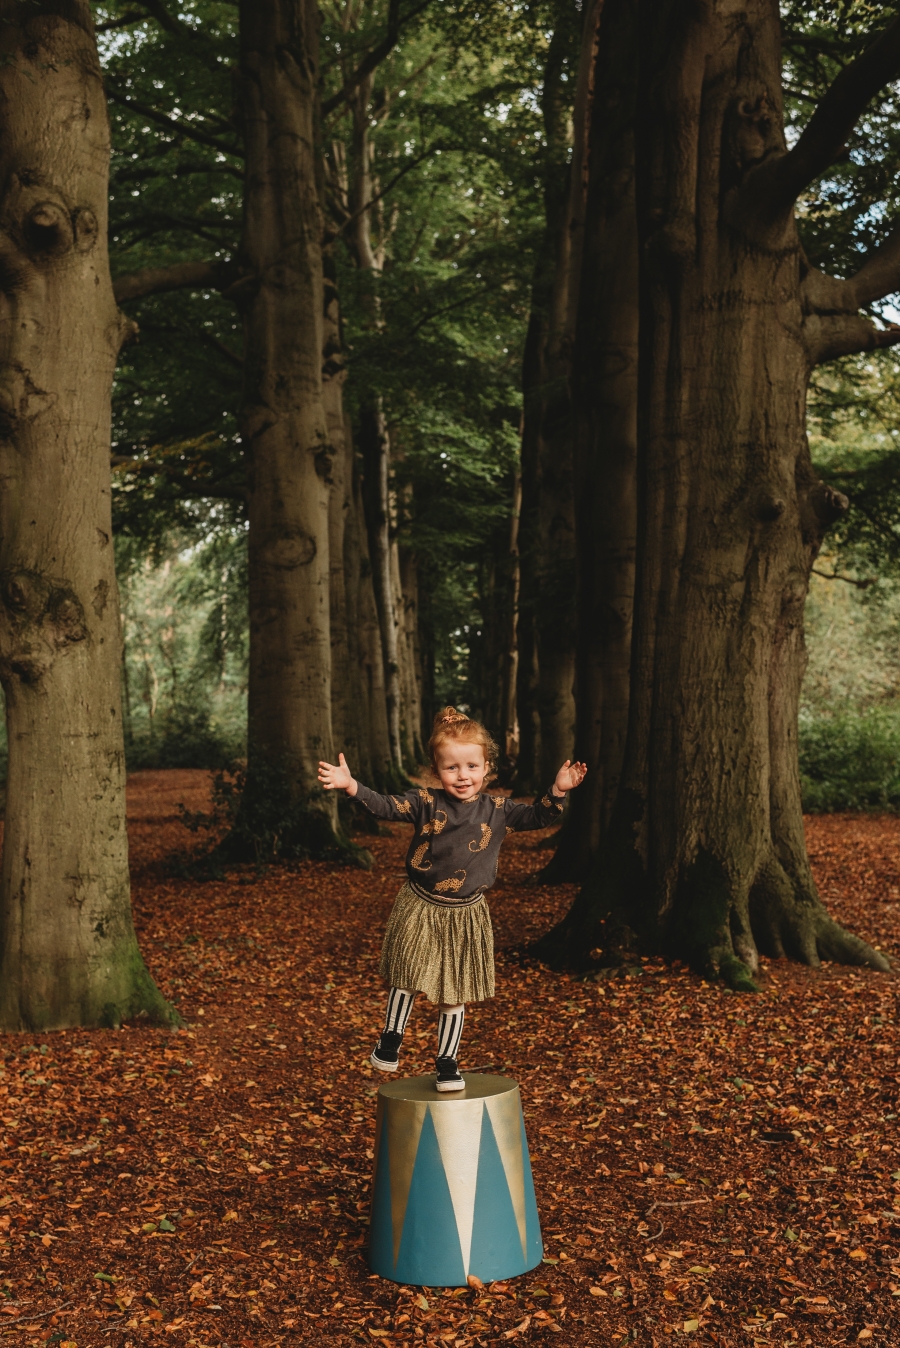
[354,782,564,900]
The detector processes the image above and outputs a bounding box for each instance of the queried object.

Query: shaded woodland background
[0,0,898,805]
[4,0,900,1020]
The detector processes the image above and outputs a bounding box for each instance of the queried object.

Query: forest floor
[1,771,899,1348]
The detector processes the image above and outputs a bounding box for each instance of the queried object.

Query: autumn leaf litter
[0,772,898,1347]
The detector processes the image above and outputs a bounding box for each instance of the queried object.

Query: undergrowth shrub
[800,709,900,812]
[126,701,243,771]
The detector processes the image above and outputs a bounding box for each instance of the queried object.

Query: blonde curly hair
[428,706,499,780]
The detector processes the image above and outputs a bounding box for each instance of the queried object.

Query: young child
[318,707,586,1092]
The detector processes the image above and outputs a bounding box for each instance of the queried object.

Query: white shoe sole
[436,1078,465,1092]
[371,1054,400,1072]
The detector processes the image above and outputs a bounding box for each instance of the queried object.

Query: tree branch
[847,221,900,306]
[199,331,244,367]
[96,10,145,33]
[328,144,445,239]
[106,89,243,158]
[321,0,432,117]
[111,457,247,503]
[115,160,245,184]
[807,313,900,366]
[748,11,900,213]
[811,567,877,589]
[113,259,239,304]
[138,0,194,38]
[113,211,238,246]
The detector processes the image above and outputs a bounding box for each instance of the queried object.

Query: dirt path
[0,772,898,1347]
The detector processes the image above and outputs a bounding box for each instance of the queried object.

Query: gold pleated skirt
[378,882,495,1005]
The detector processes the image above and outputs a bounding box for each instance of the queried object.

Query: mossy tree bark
[0,0,174,1030]
[542,0,900,984]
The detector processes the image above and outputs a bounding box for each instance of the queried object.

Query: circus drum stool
[368,1074,543,1287]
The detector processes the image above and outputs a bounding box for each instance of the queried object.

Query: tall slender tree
[229,0,355,860]
[543,0,900,985]
[0,0,173,1029]
[513,0,582,793]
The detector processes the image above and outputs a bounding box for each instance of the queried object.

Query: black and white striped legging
[382,987,465,1061]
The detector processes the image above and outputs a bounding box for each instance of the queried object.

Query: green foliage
[802,572,900,811]
[808,351,900,583]
[118,528,247,769]
[94,0,582,719]
[800,709,900,812]
[782,2,900,289]
[97,1,245,550]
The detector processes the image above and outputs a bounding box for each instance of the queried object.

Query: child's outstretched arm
[318,755,424,824]
[504,759,587,831]
[318,752,358,796]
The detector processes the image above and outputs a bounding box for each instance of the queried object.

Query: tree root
[531,838,892,988]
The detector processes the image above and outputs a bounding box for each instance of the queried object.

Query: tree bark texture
[323,247,362,775]
[348,450,396,787]
[500,465,522,773]
[514,11,580,793]
[235,0,347,859]
[544,0,893,984]
[0,0,173,1029]
[359,401,404,767]
[397,543,425,764]
[541,0,638,883]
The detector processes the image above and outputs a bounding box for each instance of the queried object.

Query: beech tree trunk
[397,545,425,764]
[0,0,173,1029]
[500,465,522,775]
[512,264,549,795]
[541,0,638,883]
[349,454,396,787]
[233,0,352,861]
[359,402,404,767]
[513,9,580,793]
[543,0,898,984]
[324,249,363,775]
[341,67,410,772]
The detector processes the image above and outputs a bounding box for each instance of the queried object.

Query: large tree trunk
[511,337,543,794]
[233,0,354,862]
[540,0,638,883]
[542,0,890,984]
[0,0,173,1030]
[324,248,364,777]
[514,9,580,794]
[346,70,407,773]
[499,465,522,777]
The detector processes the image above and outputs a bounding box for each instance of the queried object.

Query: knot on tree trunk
[801,481,849,544]
[727,91,783,182]
[0,569,87,682]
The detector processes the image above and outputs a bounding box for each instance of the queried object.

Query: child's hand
[553,759,587,795]
[318,753,357,795]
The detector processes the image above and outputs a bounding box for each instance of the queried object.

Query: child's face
[435,740,487,800]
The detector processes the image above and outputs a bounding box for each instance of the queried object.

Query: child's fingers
[339,752,348,767]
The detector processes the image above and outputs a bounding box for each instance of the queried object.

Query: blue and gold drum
[368,1074,543,1287]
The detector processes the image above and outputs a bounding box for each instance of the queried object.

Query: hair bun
[435,705,469,727]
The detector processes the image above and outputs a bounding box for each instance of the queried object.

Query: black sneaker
[436,1057,464,1092]
[371,1029,403,1072]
